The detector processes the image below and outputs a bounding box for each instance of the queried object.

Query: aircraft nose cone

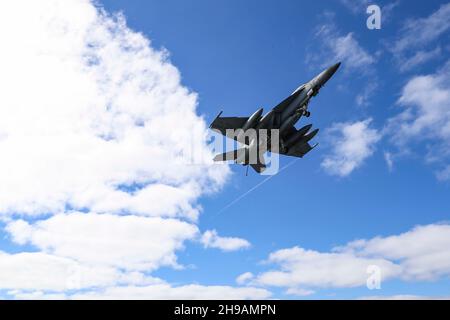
[323,62,341,82]
[315,62,341,88]
[329,62,341,75]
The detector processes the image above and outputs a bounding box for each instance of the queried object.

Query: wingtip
[209,110,223,128]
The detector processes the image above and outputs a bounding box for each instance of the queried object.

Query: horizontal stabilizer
[250,162,266,173]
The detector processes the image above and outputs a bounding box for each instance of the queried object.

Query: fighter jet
[210,62,341,173]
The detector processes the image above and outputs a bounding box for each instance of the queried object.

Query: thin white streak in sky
[212,158,299,218]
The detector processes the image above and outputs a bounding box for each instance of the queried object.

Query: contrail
[211,158,299,218]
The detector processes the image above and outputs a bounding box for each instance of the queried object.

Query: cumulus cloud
[391,3,450,70]
[0,0,267,299]
[321,119,381,176]
[339,224,450,280]
[386,60,450,179]
[201,229,251,252]
[0,0,228,219]
[250,223,450,294]
[0,249,165,291]
[255,247,400,289]
[6,213,198,271]
[0,243,269,299]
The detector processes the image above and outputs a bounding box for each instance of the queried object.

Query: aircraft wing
[270,126,317,158]
[272,85,305,113]
[210,115,250,144]
[270,141,316,158]
[285,141,317,158]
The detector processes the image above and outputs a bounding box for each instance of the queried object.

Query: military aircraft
[210,62,341,173]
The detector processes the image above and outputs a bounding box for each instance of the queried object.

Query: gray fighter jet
[210,62,341,173]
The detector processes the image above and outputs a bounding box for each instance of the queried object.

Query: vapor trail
[212,158,299,218]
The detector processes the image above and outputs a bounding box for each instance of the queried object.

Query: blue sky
[0,0,449,299]
[100,0,450,298]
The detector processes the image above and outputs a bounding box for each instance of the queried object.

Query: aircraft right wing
[272,84,305,113]
[285,141,317,158]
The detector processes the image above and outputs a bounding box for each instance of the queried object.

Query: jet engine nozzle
[284,124,313,148]
[302,128,319,143]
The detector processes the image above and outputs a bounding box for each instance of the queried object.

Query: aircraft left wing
[210,113,249,144]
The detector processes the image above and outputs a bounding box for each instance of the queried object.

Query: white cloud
[8,291,68,300]
[6,213,198,271]
[70,284,271,300]
[339,0,400,22]
[384,151,394,171]
[386,60,450,178]
[393,63,450,141]
[332,33,375,69]
[4,274,270,300]
[201,229,251,252]
[391,3,450,70]
[380,1,401,23]
[394,3,450,52]
[251,223,450,294]
[399,47,442,72]
[359,295,450,300]
[236,272,254,285]
[339,224,450,280]
[255,247,400,289]
[310,18,377,105]
[321,119,381,176]
[338,0,370,14]
[437,165,450,181]
[0,0,229,219]
[355,82,378,107]
[285,288,315,297]
[0,0,265,299]
[0,243,271,299]
[7,284,272,300]
[314,25,375,71]
[0,250,162,291]
[359,294,450,300]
